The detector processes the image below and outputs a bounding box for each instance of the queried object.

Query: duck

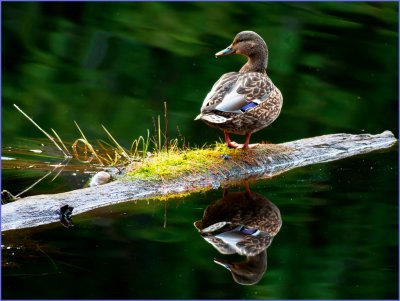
[195,31,283,150]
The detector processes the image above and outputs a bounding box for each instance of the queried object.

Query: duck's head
[215,31,268,73]
[214,251,267,285]
[215,31,267,58]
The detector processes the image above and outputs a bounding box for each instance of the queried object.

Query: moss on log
[1,131,397,232]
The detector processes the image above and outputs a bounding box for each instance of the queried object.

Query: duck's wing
[201,72,239,110]
[215,72,273,113]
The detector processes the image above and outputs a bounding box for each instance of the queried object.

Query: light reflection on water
[1,142,116,201]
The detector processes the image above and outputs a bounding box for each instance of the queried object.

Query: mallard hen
[195,31,283,149]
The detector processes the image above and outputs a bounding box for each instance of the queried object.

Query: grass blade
[101,125,130,159]
[13,104,70,158]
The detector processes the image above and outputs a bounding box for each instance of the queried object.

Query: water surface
[2,149,398,299]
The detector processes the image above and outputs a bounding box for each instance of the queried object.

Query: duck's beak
[215,45,235,57]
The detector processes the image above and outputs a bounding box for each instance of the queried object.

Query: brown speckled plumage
[193,181,282,285]
[194,184,282,253]
[195,31,283,149]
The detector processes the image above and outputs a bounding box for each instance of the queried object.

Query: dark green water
[1,2,399,300]
[2,150,398,299]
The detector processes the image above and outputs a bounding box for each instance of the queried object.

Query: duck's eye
[236,38,243,43]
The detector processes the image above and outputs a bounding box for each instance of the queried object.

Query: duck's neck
[239,50,268,74]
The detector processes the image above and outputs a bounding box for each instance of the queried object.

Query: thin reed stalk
[164,101,169,153]
[101,125,130,160]
[51,128,71,156]
[73,121,104,165]
[158,115,161,153]
[13,104,71,158]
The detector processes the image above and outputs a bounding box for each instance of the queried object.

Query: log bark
[1,131,397,232]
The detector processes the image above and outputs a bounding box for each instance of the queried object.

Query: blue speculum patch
[240,102,258,112]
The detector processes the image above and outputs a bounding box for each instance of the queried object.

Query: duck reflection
[194,181,282,285]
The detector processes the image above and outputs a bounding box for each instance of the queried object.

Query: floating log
[1,130,397,232]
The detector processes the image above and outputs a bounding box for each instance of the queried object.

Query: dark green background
[2,2,398,148]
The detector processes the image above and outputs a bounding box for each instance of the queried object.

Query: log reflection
[194,181,282,285]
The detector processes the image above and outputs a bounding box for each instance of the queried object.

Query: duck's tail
[198,114,228,124]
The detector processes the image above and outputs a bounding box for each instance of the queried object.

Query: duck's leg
[241,133,259,150]
[224,131,240,148]
[244,180,252,198]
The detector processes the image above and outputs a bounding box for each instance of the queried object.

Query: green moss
[124,142,294,182]
[126,143,237,181]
